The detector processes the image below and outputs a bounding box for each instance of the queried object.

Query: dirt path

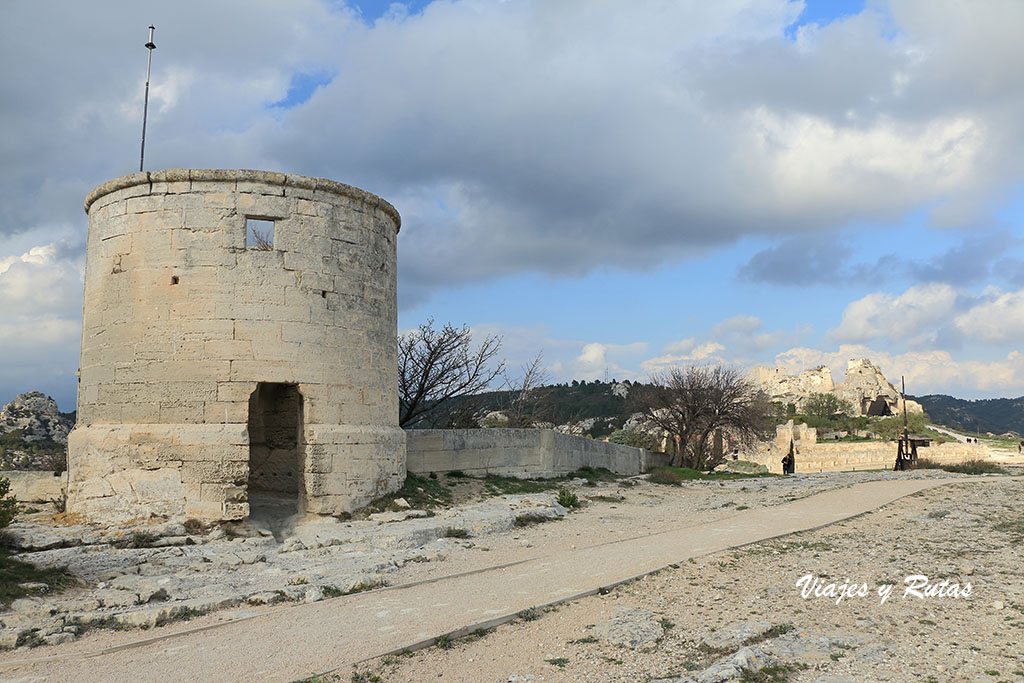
[0,476,989,683]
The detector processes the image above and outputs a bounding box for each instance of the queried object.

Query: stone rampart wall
[1,470,65,503]
[749,441,988,474]
[406,429,649,478]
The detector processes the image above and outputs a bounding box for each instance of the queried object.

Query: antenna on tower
[139,25,156,172]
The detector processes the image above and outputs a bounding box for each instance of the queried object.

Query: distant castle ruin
[751,359,923,417]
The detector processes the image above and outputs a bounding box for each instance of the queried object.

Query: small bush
[647,468,682,486]
[183,518,205,534]
[518,606,540,621]
[444,527,470,539]
[557,488,580,509]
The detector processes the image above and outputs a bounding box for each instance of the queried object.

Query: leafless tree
[501,352,550,427]
[398,319,503,428]
[251,228,274,251]
[630,365,772,470]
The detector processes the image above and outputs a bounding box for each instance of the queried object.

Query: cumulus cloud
[641,341,727,374]
[0,241,84,408]
[829,283,959,344]
[954,288,1024,343]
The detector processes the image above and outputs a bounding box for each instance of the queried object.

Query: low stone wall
[405,429,649,478]
[1,470,65,503]
[749,441,989,474]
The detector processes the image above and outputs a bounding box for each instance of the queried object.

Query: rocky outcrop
[0,392,74,445]
[835,359,922,417]
[750,365,835,410]
[751,360,923,418]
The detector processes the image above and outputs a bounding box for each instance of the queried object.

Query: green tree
[804,393,853,421]
[607,429,658,450]
[0,477,17,529]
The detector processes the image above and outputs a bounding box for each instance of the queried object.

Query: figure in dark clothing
[782,440,795,474]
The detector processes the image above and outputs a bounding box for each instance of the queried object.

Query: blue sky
[2,0,1024,411]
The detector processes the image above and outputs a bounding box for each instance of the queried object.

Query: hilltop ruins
[751,359,923,417]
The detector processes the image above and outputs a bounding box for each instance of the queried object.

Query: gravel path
[2,471,1010,682]
[356,476,1024,683]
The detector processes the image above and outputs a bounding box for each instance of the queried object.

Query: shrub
[0,477,17,529]
[556,488,580,509]
[940,459,1006,475]
[443,527,470,538]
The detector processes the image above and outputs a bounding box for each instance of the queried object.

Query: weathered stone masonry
[68,169,405,523]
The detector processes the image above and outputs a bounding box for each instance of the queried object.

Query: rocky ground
[1,467,1021,682]
[349,472,1024,683]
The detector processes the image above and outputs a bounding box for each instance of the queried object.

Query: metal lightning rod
[139,25,156,172]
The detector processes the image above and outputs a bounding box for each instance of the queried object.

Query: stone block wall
[747,441,989,474]
[405,429,649,478]
[2,470,65,504]
[68,170,405,523]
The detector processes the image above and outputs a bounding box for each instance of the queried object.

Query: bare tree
[251,228,274,251]
[630,365,772,470]
[501,352,550,427]
[398,319,503,428]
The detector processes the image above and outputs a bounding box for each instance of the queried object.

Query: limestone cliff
[750,365,834,410]
[751,360,924,418]
[0,391,74,445]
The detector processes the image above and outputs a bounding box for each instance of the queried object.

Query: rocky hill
[0,391,74,470]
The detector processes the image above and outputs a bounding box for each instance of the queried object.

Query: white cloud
[0,241,84,408]
[829,283,958,343]
[954,288,1024,343]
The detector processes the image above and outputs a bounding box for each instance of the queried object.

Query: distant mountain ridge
[909,394,1024,436]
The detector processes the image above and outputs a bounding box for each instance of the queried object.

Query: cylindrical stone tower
[68,169,405,523]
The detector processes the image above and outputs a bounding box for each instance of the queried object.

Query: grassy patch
[545,658,569,668]
[649,466,773,484]
[514,512,553,527]
[0,548,76,606]
[365,473,452,513]
[483,474,559,496]
[910,458,1007,475]
[739,662,806,682]
[590,494,622,503]
[940,459,1007,475]
[994,513,1024,543]
[443,527,470,539]
[743,623,795,646]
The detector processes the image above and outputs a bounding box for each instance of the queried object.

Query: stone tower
[68,169,405,523]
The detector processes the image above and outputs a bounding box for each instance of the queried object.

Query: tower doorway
[247,383,303,534]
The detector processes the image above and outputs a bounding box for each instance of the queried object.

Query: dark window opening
[321,290,327,298]
[171,275,179,285]
[246,218,275,251]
